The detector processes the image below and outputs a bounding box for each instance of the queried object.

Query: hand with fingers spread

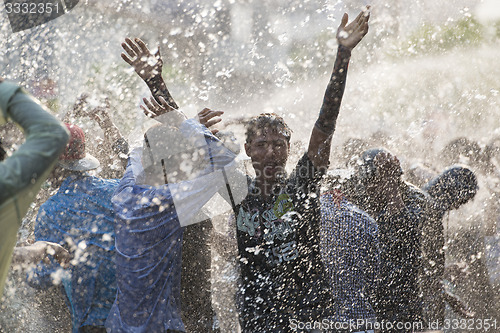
[72,93,89,118]
[141,95,175,118]
[308,6,370,169]
[88,98,112,125]
[121,37,163,83]
[63,93,89,123]
[337,6,370,51]
[121,37,179,109]
[197,108,224,135]
[142,95,186,127]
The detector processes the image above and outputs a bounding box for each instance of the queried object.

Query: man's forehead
[252,129,288,141]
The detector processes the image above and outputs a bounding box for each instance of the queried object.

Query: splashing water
[1,0,499,332]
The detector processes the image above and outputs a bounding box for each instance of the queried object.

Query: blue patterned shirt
[320,192,379,323]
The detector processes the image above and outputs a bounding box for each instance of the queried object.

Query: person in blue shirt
[106,96,244,333]
[319,187,379,330]
[27,123,124,333]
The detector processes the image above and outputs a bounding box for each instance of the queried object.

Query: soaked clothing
[319,192,379,325]
[420,199,446,327]
[0,81,68,296]
[374,183,428,327]
[28,174,119,332]
[180,219,218,332]
[236,153,333,332]
[421,166,478,327]
[106,120,239,333]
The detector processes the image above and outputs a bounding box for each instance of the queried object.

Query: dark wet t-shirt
[236,153,333,332]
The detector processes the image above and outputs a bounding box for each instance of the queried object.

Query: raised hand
[197,108,224,135]
[121,37,163,82]
[88,98,112,125]
[337,6,370,51]
[122,37,179,109]
[73,93,89,117]
[141,95,186,127]
[63,93,89,122]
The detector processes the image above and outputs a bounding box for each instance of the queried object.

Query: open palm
[336,7,370,51]
[121,37,163,82]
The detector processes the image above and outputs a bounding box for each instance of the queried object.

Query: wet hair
[355,147,403,185]
[441,137,482,165]
[245,113,291,144]
[423,164,478,211]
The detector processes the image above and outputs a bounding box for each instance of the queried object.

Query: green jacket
[0,81,69,296]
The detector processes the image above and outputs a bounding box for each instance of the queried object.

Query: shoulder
[404,181,430,208]
[405,182,429,200]
[89,176,121,191]
[322,194,375,225]
[342,199,377,229]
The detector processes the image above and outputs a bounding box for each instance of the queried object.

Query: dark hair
[142,124,207,184]
[423,164,478,210]
[441,137,482,165]
[245,113,291,144]
[356,147,403,184]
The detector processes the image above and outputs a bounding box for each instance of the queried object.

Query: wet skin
[244,130,290,198]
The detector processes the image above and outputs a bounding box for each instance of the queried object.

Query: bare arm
[121,37,179,112]
[307,8,370,169]
[89,98,129,157]
[12,241,71,267]
[62,93,88,123]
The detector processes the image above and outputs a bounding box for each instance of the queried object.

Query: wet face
[245,129,290,185]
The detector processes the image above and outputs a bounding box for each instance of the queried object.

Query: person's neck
[255,177,278,200]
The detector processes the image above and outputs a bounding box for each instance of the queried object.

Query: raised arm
[0,81,69,202]
[307,7,370,169]
[0,80,69,296]
[121,37,179,111]
[89,98,129,157]
[62,93,89,123]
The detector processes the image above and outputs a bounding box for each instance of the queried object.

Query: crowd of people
[1,5,499,333]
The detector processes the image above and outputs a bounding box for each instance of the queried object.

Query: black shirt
[236,153,333,332]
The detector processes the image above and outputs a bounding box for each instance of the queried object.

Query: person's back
[26,123,120,332]
[376,182,427,325]
[29,174,119,332]
[0,78,69,296]
[110,151,186,332]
